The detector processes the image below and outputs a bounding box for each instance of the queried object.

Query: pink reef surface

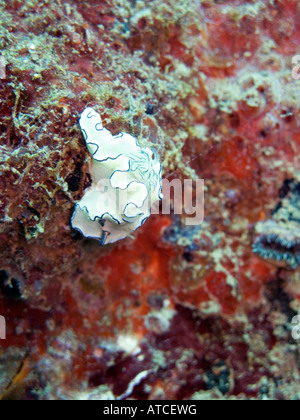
[0,0,300,400]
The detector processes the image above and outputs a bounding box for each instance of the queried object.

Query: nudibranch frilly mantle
[71,108,162,245]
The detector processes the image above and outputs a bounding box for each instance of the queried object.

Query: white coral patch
[71,107,162,245]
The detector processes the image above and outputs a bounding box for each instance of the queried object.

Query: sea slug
[71,108,162,245]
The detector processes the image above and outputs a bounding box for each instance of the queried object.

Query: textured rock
[0,0,300,400]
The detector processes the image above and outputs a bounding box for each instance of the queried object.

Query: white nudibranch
[71,107,162,246]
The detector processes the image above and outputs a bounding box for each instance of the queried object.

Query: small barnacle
[71,108,162,245]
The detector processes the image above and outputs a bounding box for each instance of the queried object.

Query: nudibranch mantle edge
[71,107,162,246]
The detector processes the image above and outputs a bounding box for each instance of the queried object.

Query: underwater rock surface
[0,0,300,400]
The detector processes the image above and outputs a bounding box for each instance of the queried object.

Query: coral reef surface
[0,0,300,400]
